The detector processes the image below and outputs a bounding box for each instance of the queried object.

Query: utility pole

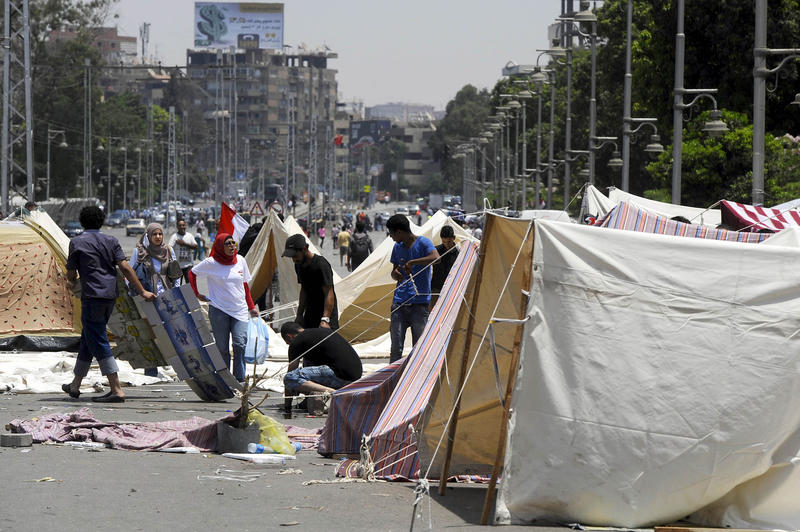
[2,0,34,213]
[84,58,91,199]
[168,106,176,230]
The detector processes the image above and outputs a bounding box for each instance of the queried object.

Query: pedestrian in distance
[280,322,362,413]
[283,233,339,330]
[169,219,198,282]
[348,221,373,272]
[386,214,439,362]
[318,225,326,248]
[189,233,259,383]
[194,228,207,261]
[337,227,351,268]
[430,225,459,309]
[62,206,156,402]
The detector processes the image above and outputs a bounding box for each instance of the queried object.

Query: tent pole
[438,214,494,495]
[480,222,534,524]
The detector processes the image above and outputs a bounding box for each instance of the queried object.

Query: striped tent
[318,241,480,479]
[721,199,800,232]
[599,200,770,243]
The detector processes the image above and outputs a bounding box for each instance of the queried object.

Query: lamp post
[573,7,598,183]
[753,0,800,206]
[517,90,532,208]
[121,141,127,211]
[135,146,142,209]
[671,0,728,204]
[43,125,67,201]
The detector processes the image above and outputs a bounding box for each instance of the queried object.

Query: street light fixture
[644,134,665,154]
[41,126,67,201]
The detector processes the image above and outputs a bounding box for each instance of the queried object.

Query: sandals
[61,383,80,399]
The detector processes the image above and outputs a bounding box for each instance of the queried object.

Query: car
[106,213,125,227]
[395,206,409,216]
[153,211,166,223]
[126,218,146,237]
[64,221,83,238]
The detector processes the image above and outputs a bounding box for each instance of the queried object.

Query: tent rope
[358,434,376,482]
[409,478,432,532]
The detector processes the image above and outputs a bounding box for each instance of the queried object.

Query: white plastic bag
[244,317,269,364]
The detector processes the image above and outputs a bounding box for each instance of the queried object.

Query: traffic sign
[249,201,265,216]
[363,185,371,193]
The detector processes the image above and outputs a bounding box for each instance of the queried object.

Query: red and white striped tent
[720,199,800,232]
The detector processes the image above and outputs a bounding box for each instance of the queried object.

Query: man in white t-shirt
[168,219,198,282]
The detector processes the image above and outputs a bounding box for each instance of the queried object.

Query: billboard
[349,120,392,151]
[194,2,284,50]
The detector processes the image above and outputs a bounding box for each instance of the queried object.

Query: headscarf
[136,223,169,264]
[135,223,182,288]
[211,232,238,266]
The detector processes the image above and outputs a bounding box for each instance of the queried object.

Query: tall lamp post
[671,0,728,204]
[753,0,800,206]
[120,141,127,211]
[572,7,598,183]
[42,125,67,201]
[135,145,142,209]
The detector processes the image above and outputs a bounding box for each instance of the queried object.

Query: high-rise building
[186,46,338,199]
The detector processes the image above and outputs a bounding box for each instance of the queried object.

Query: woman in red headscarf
[189,233,258,382]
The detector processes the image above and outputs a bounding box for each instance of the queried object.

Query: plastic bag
[244,317,269,364]
[247,410,296,455]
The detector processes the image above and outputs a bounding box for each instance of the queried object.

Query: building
[366,102,436,123]
[390,121,437,188]
[186,46,338,199]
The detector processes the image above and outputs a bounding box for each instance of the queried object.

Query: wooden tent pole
[437,214,493,496]
[479,222,534,524]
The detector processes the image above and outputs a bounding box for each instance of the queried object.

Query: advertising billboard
[194,2,284,50]
[349,120,392,151]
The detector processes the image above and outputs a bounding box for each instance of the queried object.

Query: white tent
[584,185,722,227]
[416,213,800,529]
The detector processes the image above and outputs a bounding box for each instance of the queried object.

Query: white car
[395,207,409,216]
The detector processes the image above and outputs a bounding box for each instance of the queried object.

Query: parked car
[153,211,166,223]
[395,206,409,216]
[64,221,83,238]
[126,218,146,237]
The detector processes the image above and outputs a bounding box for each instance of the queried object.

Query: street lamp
[41,125,67,201]
[753,0,800,205]
[671,0,728,204]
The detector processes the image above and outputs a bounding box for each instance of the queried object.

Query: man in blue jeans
[280,322,362,413]
[62,206,156,402]
[386,214,439,362]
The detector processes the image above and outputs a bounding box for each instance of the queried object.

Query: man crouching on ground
[280,322,362,414]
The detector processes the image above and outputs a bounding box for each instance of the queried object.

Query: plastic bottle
[247,442,274,454]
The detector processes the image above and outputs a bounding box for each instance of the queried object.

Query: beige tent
[0,211,80,344]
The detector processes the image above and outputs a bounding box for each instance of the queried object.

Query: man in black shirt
[282,233,339,329]
[430,225,459,308]
[280,322,362,397]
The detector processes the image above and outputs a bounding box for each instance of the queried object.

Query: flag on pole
[333,134,344,146]
[218,202,250,245]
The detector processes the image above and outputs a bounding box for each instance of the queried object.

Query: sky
[113,0,563,110]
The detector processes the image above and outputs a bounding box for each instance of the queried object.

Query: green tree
[429,85,491,191]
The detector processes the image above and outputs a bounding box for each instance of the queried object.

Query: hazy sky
[114,0,562,110]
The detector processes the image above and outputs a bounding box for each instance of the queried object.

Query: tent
[0,211,80,350]
[583,185,722,227]
[334,210,476,342]
[392,213,800,528]
[318,241,479,472]
[720,199,800,232]
[598,200,770,243]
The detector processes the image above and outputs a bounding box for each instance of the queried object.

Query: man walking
[283,234,339,330]
[62,206,156,402]
[337,226,351,268]
[386,214,439,362]
[169,219,198,282]
[348,221,373,272]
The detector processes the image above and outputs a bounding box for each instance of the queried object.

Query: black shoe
[92,394,125,403]
[61,383,80,399]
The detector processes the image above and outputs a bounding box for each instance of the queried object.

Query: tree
[428,85,491,192]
